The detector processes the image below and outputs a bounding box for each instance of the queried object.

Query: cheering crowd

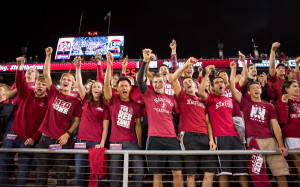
[0,40,299,187]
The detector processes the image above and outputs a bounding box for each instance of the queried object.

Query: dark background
[1,0,300,62]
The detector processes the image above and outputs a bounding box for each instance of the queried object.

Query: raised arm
[44,47,53,90]
[104,52,113,103]
[15,57,29,97]
[170,39,178,73]
[137,49,152,94]
[145,59,153,82]
[74,56,86,100]
[121,55,128,76]
[269,42,280,77]
[238,51,248,88]
[229,61,242,104]
[95,52,105,84]
[198,65,214,102]
[171,57,197,96]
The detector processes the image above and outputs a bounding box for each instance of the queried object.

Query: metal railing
[0,148,299,186]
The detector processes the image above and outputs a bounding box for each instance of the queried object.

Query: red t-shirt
[107,94,142,142]
[268,73,285,100]
[275,99,300,138]
[224,83,242,117]
[38,84,83,139]
[205,93,238,137]
[176,89,207,134]
[240,97,277,138]
[77,95,110,141]
[11,70,48,142]
[143,88,179,137]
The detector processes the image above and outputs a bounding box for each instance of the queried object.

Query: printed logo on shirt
[291,103,300,118]
[96,107,104,112]
[224,88,232,98]
[52,97,72,115]
[165,83,174,96]
[250,105,266,123]
[39,102,45,107]
[215,101,233,109]
[153,97,173,114]
[187,99,205,108]
[117,105,133,129]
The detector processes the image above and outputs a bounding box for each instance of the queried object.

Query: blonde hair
[25,68,39,80]
[0,83,11,94]
[59,73,75,87]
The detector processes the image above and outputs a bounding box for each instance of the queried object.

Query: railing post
[123,152,129,187]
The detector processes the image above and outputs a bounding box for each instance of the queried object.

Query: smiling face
[90,81,103,100]
[285,82,299,97]
[212,77,225,96]
[159,66,169,76]
[183,65,194,78]
[182,78,195,95]
[153,76,165,94]
[248,83,262,99]
[117,80,132,100]
[60,74,74,92]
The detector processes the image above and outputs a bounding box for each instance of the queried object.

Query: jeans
[35,135,70,186]
[74,138,102,187]
[0,133,34,187]
[109,141,144,187]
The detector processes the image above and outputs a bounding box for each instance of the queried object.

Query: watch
[66,131,72,137]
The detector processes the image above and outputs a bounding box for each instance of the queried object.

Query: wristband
[66,131,72,137]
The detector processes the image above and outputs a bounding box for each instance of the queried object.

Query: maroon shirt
[268,73,285,100]
[38,84,82,139]
[107,94,142,142]
[240,97,277,138]
[11,70,48,142]
[77,95,110,141]
[176,89,207,134]
[275,99,300,138]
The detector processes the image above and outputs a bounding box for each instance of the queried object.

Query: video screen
[55,36,124,60]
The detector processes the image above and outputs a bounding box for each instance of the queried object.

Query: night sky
[1,1,300,62]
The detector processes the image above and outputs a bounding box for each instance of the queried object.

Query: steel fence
[0,148,299,186]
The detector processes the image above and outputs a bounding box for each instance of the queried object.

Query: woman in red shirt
[74,56,110,187]
[275,80,300,182]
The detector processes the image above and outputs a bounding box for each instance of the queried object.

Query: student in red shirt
[230,61,289,187]
[216,52,248,145]
[268,42,286,100]
[73,56,110,186]
[35,47,82,186]
[137,48,183,187]
[0,57,48,186]
[275,80,300,182]
[104,52,144,187]
[171,57,217,187]
[0,83,13,135]
[198,65,248,187]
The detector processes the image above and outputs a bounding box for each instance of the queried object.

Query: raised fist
[45,47,53,56]
[73,56,82,68]
[230,61,236,69]
[186,57,197,65]
[295,57,300,65]
[16,57,25,66]
[106,52,114,65]
[205,65,215,75]
[169,39,176,50]
[271,42,280,51]
[142,48,152,63]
